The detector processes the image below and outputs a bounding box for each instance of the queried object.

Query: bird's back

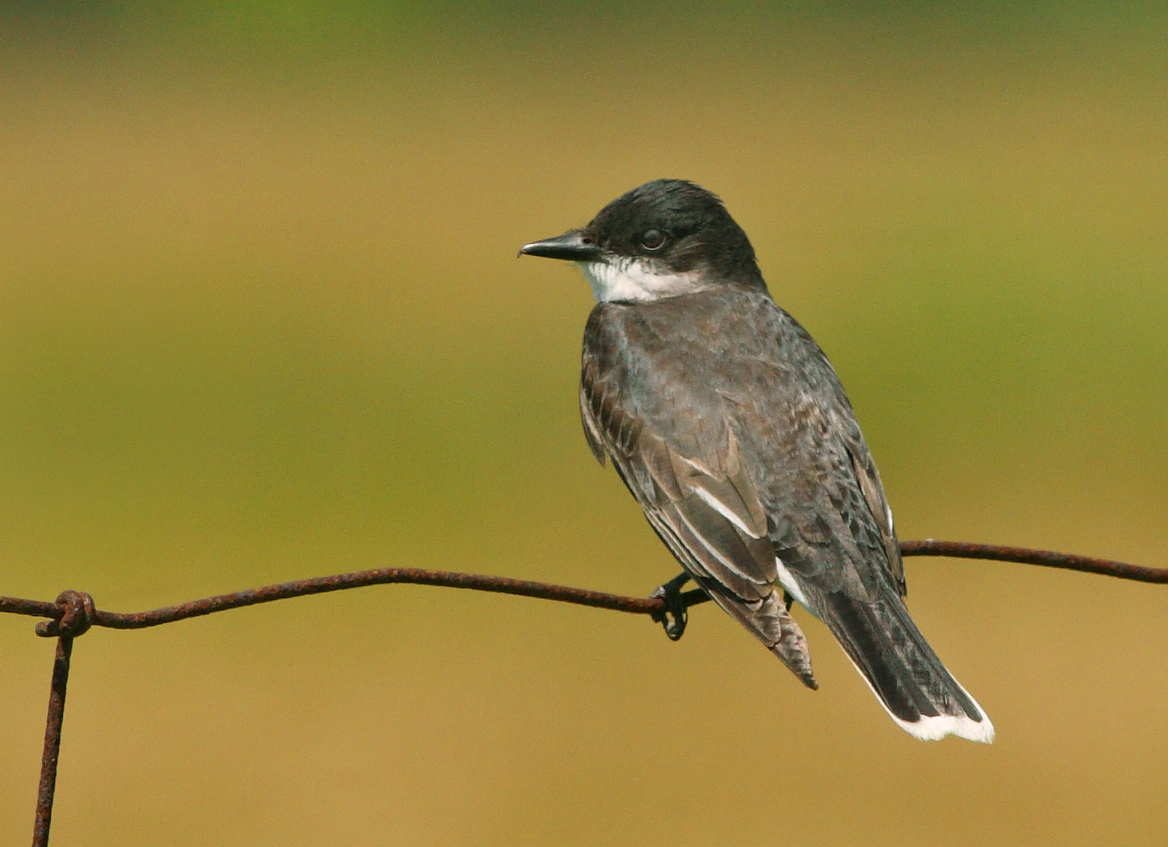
[581,286,993,742]
[583,285,897,593]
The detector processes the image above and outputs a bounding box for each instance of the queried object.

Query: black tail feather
[820,590,992,742]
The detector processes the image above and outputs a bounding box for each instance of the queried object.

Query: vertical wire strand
[32,636,73,847]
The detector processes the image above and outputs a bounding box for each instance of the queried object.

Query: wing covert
[579,357,816,687]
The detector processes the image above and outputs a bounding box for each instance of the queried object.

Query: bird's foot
[650,572,694,641]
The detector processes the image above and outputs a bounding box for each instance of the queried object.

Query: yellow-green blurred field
[1,3,1166,844]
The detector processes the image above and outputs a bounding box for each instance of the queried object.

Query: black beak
[518,230,603,262]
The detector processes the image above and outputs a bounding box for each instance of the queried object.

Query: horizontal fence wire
[899,539,1168,582]
[4,540,1165,637]
[5,539,1166,847]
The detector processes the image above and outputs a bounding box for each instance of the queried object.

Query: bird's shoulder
[581,288,844,451]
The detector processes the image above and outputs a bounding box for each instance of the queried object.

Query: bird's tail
[820,589,994,743]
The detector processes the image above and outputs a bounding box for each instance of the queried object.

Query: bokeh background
[1,2,1166,844]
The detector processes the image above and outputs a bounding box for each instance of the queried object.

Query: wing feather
[845,442,905,595]
[580,382,607,465]
[580,360,816,688]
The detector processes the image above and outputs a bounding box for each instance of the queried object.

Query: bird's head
[520,179,766,303]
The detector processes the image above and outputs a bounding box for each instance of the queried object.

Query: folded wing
[580,369,817,688]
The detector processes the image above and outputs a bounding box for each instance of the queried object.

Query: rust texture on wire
[32,636,74,847]
[899,539,1168,583]
[6,539,1167,847]
[1,541,1165,637]
[10,569,713,634]
[2,541,1163,637]
[31,592,96,847]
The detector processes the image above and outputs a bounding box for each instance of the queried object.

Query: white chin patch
[577,258,704,303]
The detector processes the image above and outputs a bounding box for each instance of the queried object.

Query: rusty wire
[6,539,1167,847]
[898,539,1168,582]
[32,636,72,847]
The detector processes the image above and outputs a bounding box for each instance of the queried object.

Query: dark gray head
[520,179,766,303]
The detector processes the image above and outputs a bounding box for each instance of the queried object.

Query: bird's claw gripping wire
[650,572,694,641]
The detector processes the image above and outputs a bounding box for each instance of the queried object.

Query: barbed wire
[6,539,1166,847]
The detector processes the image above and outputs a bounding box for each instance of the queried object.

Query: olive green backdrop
[1,3,1165,844]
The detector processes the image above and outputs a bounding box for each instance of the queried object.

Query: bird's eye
[640,229,666,250]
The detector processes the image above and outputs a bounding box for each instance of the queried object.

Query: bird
[519,179,993,743]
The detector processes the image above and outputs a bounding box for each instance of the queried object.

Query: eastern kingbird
[520,179,993,742]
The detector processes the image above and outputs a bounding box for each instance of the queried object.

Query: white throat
[577,257,705,303]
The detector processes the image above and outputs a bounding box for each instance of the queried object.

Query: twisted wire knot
[36,591,97,638]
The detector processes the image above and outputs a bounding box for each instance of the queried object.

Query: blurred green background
[1,2,1166,844]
